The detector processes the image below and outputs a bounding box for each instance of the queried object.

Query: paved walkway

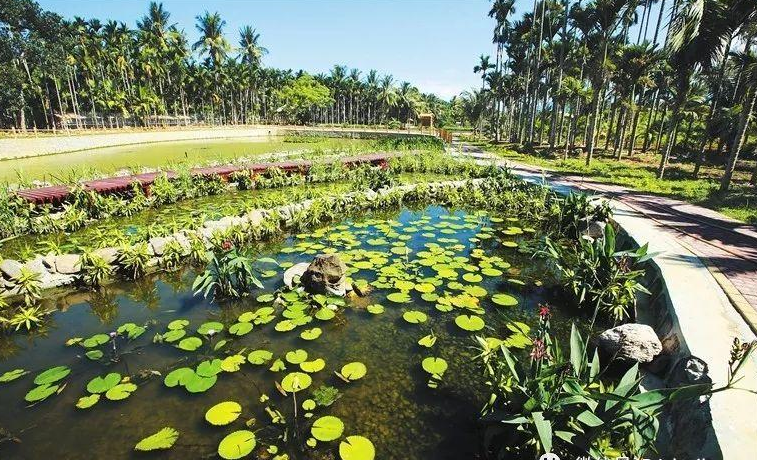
[455,141,757,331]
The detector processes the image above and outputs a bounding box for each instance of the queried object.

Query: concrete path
[455,141,757,332]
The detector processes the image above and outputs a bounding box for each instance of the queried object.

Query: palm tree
[193,12,229,70]
[474,54,492,90]
[720,49,756,191]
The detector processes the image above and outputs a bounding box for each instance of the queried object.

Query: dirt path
[455,139,757,331]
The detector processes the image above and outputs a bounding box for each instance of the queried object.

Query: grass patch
[472,140,757,224]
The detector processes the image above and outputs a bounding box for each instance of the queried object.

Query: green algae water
[0,205,568,459]
[0,137,371,183]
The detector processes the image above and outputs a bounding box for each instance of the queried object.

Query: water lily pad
[221,355,246,372]
[418,334,437,348]
[184,373,217,393]
[135,427,179,452]
[491,293,518,307]
[300,359,326,373]
[402,311,428,324]
[314,308,336,320]
[229,322,253,336]
[311,415,344,442]
[481,268,503,277]
[302,399,317,411]
[269,358,286,372]
[177,337,203,351]
[205,401,242,426]
[0,369,27,383]
[462,273,483,283]
[414,283,435,293]
[197,359,223,377]
[25,384,59,402]
[421,357,448,376]
[105,382,137,401]
[300,328,322,340]
[197,321,224,335]
[285,349,308,364]
[82,334,109,348]
[218,430,256,460]
[275,320,296,332]
[454,315,485,332]
[86,373,122,394]
[167,319,189,330]
[76,394,100,409]
[280,372,312,393]
[247,349,273,365]
[366,304,384,314]
[34,366,70,385]
[339,362,367,381]
[386,292,411,303]
[256,293,275,303]
[162,329,186,343]
[339,435,375,460]
[164,367,194,387]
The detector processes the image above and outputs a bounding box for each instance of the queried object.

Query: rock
[39,272,76,290]
[598,323,662,363]
[23,257,49,277]
[283,262,310,289]
[54,254,82,275]
[666,356,711,386]
[301,254,349,296]
[0,259,23,279]
[149,236,168,256]
[247,209,265,226]
[94,247,119,264]
[578,219,607,240]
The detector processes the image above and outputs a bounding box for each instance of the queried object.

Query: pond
[0,137,371,183]
[0,204,568,459]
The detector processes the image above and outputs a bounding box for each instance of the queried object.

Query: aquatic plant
[475,311,757,459]
[116,242,151,280]
[543,224,652,322]
[80,251,112,287]
[193,244,263,299]
[134,427,179,452]
[6,305,48,331]
[12,267,41,306]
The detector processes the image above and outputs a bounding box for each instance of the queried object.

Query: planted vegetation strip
[14,152,396,205]
[0,174,547,301]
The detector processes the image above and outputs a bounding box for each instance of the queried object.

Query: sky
[36,0,666,100]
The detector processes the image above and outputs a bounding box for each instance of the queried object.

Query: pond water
[0,204,567,459]
[0,137,370,183]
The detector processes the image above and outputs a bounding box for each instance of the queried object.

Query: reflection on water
[0,205,567,459]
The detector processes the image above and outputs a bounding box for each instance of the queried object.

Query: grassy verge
[469,140,757,224]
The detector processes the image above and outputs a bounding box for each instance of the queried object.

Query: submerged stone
[302,254,349,296]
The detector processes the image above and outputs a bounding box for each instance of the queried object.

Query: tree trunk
[720,86,756,192]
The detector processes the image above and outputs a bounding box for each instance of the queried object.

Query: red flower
[538,303,551,320]
[222,240,233,251]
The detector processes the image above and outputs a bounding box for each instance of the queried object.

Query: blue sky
[37,0,665,100]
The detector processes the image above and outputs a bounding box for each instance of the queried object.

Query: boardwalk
[15,153,393,205]
[457,141,757,332]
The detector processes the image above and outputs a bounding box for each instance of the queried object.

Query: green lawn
[469,140,757,224]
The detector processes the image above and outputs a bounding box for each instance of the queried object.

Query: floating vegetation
[0,204,566,459]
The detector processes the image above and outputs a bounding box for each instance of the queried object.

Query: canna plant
[475,309,757,459]
[543,223,651,323]
[192,241,263,299]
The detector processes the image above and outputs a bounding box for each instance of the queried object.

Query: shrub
[80,251,112,287]
[350,164,396,191]
[150,173,180,205]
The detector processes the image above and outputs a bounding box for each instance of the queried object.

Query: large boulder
[283,262,310,289]
[301,254,349,296]
[598,323,662,364]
